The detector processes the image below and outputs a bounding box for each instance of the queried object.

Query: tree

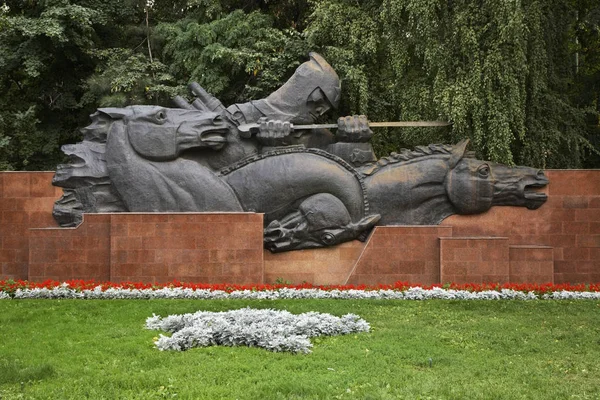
[573,0,600,167]
[0,1,101,169]
[0,0,185,169]
[305,0,599,167]
[157,9,309,105]
[0,0,597,170]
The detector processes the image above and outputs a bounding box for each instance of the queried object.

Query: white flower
[1,283,598,301]
[146,308,370,353]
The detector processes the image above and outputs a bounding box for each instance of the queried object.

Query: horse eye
[478,165,490,177]
[321,232,336,245]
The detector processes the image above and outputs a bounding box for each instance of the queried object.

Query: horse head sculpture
[446,151,549,215]
[364,139,549,225]
[263,193,380,252]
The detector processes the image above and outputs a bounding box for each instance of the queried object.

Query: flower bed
[146,308,370,353]
[1,279,599,300]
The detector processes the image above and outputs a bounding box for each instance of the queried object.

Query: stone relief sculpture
[53,52,548,252]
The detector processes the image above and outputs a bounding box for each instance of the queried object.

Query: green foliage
[0,1,101,170]
[157,9,309,104]
[83,48,182,107]
[516,0,593,168]
[0,300,599,398]
[573,1,600,167]
[0,0,598,169]
[306,0,599,167]
[0,0,181,169]
[0,107,42,170]
[305,0,381,115]
[305,0,414,155]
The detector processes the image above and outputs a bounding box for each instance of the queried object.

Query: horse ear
[448,139,470,168]
[98,108,129,120]
[347,213,379,242]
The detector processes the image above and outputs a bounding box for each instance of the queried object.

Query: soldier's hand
[336,115,372,142]
[256,118,292,146]
[172,82,224,113]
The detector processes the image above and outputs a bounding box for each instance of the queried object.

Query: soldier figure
[173,52,377,169]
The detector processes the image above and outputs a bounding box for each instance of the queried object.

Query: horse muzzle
[492,168,549,209]
[522,170,549,209]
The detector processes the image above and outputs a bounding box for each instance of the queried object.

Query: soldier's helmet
[254,52,341,123]
[304,52,341,108]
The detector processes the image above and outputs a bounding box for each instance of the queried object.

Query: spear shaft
[238,120,451,138]
[296,120,452,129]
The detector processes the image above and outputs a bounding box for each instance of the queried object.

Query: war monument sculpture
[52,53,549,252]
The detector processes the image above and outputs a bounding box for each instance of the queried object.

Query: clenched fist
[256,117,293,146]
[336,115,372,142]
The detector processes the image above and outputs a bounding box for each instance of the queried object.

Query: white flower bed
[146,307,370,353]
[2,284,600,300]
[542,290,600,300]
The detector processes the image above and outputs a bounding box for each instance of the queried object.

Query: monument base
[0,170,599,285]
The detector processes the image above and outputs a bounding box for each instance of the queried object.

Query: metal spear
[238,120,452,138]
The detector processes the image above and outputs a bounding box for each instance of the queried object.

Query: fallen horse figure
[52,53,548,252]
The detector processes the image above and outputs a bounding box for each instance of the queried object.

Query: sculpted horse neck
[363,140,548,225]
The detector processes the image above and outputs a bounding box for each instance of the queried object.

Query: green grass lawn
[1,299,599,399]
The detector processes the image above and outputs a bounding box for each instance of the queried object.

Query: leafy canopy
[0,0,598,169]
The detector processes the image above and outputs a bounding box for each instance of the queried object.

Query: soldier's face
[305,88,332,121]
[264,87,334,124]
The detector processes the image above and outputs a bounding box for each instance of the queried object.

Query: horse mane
[360,143,456,176]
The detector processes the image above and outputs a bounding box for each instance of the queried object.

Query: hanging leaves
[306,0,599,167]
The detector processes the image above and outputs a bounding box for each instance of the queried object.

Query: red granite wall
[439,237,510,284]
[28,213,263,284]
[346,226,452,285]
[264,241,365,285]
[441,170,600,283]
[29,215,111,282]
[0,172,61,279]
[1,170,599,284]
[110,213,263,284]
[509,245,554,284]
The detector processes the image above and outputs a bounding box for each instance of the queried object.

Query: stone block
[575,209,600,222]
[127,223,156,237]
[509,245,554,284]
[2,211,29,224]
[30,173,57,198]
[563,221,589,234]
[346,226,451,285]
[3,173,30,198]
[563,196,589,209]
[563,247,590,260]
[546,170,600,196]
[576,234,600,248]
[440,237,509,284]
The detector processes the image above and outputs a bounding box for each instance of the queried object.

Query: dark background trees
[0,0,598,170]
